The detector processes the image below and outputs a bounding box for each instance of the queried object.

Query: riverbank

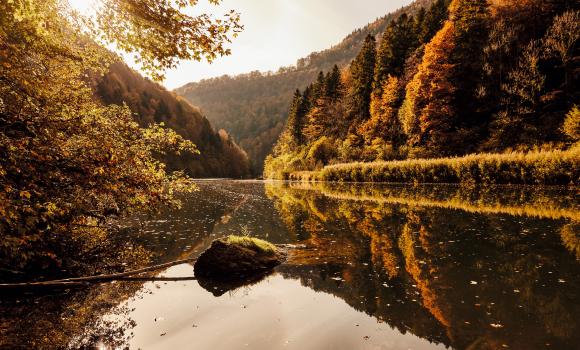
[282,146,579,185]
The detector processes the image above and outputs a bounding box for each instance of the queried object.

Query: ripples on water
[1,180,578,349]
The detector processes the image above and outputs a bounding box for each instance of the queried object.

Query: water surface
[1,180,578,349]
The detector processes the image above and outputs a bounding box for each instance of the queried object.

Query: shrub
[563,105,580,142]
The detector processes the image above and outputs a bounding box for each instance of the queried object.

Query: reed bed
[312,147,579,185]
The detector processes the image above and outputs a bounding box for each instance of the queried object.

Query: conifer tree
[301,84,314,115]
[375,14,419,86]
[420,0,451,44]
[450,0,490,128]
[414,7,427,40]
[325,65,343,101]
[374,22,397,88]
[286,89,307,146]
[312,71,326,103]
[347,34,377,126]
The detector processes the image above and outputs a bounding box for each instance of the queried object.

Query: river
[1,180,579,349]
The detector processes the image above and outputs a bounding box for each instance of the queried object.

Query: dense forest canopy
[0,0,243,276]
[175,0,440,174]
[95,62,250,178]
[265,0,579,180]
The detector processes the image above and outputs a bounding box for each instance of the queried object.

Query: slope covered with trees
[265,0,579,184]
[176,0,440,173]
[96,63,250,178]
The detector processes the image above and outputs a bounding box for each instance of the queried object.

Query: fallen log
[0,257,197,290]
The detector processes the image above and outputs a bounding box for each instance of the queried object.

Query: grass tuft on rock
[224,235,277,254]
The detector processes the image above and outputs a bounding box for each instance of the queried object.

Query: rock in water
[194,236,285,278]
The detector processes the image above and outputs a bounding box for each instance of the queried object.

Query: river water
[1,180,579,349]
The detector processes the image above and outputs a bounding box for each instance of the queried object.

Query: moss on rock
[194,235,285,279]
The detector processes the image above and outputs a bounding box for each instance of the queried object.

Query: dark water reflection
[1,180,578,349]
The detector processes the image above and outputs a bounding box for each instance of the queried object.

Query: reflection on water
[0,181,578,349]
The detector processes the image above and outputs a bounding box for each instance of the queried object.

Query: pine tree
[420,0,450,44]
[414,7,427,40]
[301,84,314,115]
[450,0,490,128]
[375,14,419,86]
[325,65,342,101]
[286,89,307,146]
[311,71,326,103]
[347,34,377,126]
[374,22,397,88]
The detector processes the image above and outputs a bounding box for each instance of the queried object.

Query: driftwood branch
[0,257,197,290]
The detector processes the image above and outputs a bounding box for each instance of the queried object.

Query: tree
[478,18,521,116]
[306,136,336,167]
[363,76,404,147]
[347,34,377,127]
[414,7,427,41]
[95,0,243,80]
[285,90,306,146]
[449,0,490,128]
[154,99,171,122]
[400,21,458,156]
[419,0,450,44]
[485,41,546,149]
[401,0,490,156]
[0,0,240,273]
[311,71,326,103]
[375,14,419,86]
[543,10,580,88]
[304,97,347,142]
[324,65,343,101]
[562,105,580,142]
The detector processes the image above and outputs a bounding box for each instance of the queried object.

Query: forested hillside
[175,0,439,173]
[265,0,579,183]
[96,63,250,178]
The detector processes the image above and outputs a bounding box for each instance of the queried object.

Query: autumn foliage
[265,0,579,183]
[0,0,241,275]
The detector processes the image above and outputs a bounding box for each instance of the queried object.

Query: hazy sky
[71,0,413,89]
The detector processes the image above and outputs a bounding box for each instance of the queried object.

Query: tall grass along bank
[286,147,579,185]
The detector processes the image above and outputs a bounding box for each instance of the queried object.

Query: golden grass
[287,147,580,185]
[224,235,277,254]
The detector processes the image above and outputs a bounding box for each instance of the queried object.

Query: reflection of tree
[266,182,580,350]
[301,182,580,221]
[560,222,580,260]
[398,214,451,330]
[400,207,580,349]
[0,183,247,348]
[0,275,144,349]
[268,183,450,346]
